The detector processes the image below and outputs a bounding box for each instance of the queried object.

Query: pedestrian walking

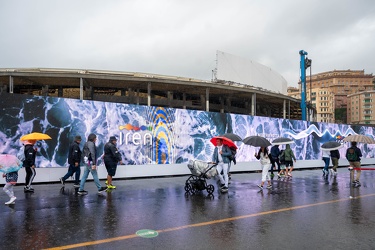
[23,140,37,192]
[277,149,287,178]
[330,149,340,176]
[346,141,362,187]
[60,135,82,187]
[279,144,296,177]
[270,144,281,179]
[322,150,330,177]
[3,171,18,205]
[78,133,107,195]
[255,146,272,190]
[103,136,122,189]
[212,138,231,193]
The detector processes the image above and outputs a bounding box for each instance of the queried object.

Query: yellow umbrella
[20,132,52,141]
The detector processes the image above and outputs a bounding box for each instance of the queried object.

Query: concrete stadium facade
[0,68,302,119]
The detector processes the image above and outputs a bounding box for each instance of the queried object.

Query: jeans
[216,162,229,187]
[79,163,102,191]
[322,157,330,171]
[62,164,81,184]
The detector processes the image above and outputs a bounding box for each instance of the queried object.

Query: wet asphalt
[1,167,375,250]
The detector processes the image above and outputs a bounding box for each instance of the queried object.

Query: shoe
[277,174,281,179]
[221,186,228,193]
[73,183,80,188]
[105,180,108,185]
[107,184,116,189]
[220,184,226,189]
[78,190,88,195]
[60,177,65,185]
[288,173,292,177]
[266,185,272,189]
[98,187,108,193]
[257,184,263,190]
[5,196,16,205]
[24,187,34,193]
[355,182,361,187]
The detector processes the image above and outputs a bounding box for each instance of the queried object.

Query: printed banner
[0,93,374,167]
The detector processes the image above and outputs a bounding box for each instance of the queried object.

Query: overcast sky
[1,0,374,87]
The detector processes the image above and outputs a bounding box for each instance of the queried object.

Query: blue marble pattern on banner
[0,93,374,167]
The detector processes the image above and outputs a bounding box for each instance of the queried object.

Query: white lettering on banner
[120,131,153,145]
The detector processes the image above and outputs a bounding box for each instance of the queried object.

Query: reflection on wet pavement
[1,168,375,249]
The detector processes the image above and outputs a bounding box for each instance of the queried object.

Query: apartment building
[288,70,374,123]
[348,90,375,125]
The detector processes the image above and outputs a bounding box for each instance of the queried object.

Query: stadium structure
[0,69,303,120]
[0,52,304,119]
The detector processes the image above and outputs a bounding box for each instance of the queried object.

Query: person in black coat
[23,140,37,192]
[60,135,82,187]
[103,136,122,189]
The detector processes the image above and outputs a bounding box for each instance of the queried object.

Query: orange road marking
[45,193,375,250]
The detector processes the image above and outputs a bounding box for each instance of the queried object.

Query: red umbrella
[210,136,237,149]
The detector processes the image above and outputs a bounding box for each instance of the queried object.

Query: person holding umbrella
[346,141,363,187]
[330,149,340,176]
[255,146,272,190]
[279,144,296,177]
[212,138,232,193]
[23,140,37,192]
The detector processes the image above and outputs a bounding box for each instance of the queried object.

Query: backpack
[228,146,237,165]
[347,147,357,162]
[17,146,25,162]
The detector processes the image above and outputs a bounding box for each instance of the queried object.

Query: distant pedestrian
[103,136,122,189]
[277,149,287,178]
[23,140,37,192]
[279,144,296,177]
[78,133,107,195]
[346,141,362,187]
[330,149,340,176]
[60,135,82,187]
[3,171,18,205]
[255,146,272,190]
[322,150,330,177]
[270,145,281,179]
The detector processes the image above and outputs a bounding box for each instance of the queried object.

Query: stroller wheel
[184,183,192,192]
[206,184,215,194]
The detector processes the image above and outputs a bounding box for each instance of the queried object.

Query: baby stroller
[185,160,218,195]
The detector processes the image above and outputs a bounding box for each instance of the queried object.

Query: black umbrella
[242,136,271,147]
[272,137,294,145]
[321,141,343,151]
[220,133,242,141]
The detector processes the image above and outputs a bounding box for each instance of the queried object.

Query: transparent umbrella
[0,154,23,173]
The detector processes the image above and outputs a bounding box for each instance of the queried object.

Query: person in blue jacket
[212,138,231,193]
